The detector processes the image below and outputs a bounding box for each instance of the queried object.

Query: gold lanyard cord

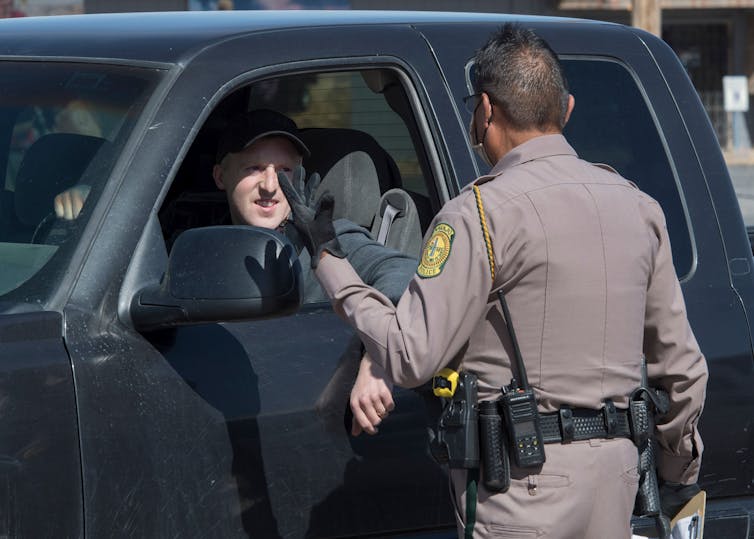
[472,184,496,281]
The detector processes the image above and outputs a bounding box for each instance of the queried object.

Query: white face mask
[468,103,494,168]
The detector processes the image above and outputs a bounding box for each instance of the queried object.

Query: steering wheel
[31,212,77,245]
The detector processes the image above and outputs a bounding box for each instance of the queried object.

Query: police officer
[281,24,708,539]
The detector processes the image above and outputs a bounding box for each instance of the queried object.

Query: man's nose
[261,165,278,192]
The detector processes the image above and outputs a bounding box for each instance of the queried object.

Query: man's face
[213,136,301,229]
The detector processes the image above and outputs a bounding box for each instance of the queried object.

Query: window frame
[157,57,452,238]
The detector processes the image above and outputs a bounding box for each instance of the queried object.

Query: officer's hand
[278,166,345,268]
[54,184,91,220]
[659,481,701,518]
[350,354,395,436]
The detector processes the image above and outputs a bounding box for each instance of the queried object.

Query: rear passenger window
[561,59,693,278]
[465,58,693,278]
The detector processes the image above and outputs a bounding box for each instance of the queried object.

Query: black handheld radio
[497,290,546,468]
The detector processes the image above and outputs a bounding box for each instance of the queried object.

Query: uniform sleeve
[337,225,417,305]
[642,198,708,484]
[316,209,493,388]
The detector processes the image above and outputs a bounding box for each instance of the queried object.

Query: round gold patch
[417,223,455,278]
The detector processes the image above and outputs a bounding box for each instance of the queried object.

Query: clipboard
[670,490,706,539]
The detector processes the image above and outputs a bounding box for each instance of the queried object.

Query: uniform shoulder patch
[417,223,455,278]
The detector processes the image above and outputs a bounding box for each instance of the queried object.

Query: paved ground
[729,164,754,226]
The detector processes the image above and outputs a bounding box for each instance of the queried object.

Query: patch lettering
[417,223,455,278]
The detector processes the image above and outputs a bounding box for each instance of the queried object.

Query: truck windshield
[0,61,160,307]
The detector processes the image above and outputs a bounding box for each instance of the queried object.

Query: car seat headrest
[300,128,401,195]
[314,151,380,228]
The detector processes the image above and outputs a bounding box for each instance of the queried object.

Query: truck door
[62,24,470,539]
[0,312,80,538]
[419,20,754,535]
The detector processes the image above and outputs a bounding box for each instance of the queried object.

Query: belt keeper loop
[558,405,574,443]
[603,399,617,438]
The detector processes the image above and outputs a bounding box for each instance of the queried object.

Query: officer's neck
[493,124,562,162]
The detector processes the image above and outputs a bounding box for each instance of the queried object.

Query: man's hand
[350,354,395,436]
[278,166,345,268]
[659,481,701,518]
[54,185,91,220]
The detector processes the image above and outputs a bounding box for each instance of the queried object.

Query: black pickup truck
[0,10,752,539]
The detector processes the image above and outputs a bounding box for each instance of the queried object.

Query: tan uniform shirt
[316,134,708,484]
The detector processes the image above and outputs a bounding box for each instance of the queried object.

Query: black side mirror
[131,226,302,331]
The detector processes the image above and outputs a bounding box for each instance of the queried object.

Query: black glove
[278,166,346,268]
[659,481,701,518]
[287,161,322,208]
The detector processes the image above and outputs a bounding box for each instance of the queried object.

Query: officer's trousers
[450,437,639,539]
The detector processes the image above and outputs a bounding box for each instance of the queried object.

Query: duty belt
[539,401,632,443]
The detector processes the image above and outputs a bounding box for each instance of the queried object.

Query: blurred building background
[4,0,754,205]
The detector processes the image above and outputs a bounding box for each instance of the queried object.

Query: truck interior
[160,67,438,279]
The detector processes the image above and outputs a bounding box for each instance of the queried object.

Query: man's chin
[245,212,286,230]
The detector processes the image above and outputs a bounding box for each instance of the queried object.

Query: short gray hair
[473,23,569,131]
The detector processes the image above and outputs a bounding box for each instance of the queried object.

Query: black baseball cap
[215,109,310,163]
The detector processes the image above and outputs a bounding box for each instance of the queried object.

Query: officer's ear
[480,92,494,126]
[563,94,575,127]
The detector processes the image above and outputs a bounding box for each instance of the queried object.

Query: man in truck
[54,108,405,433]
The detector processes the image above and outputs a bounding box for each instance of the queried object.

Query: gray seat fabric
[300,127,402,195]
[370,188,423,257]
[312,151,380,229]
[300,127,403,229]
[299,126,422,256]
